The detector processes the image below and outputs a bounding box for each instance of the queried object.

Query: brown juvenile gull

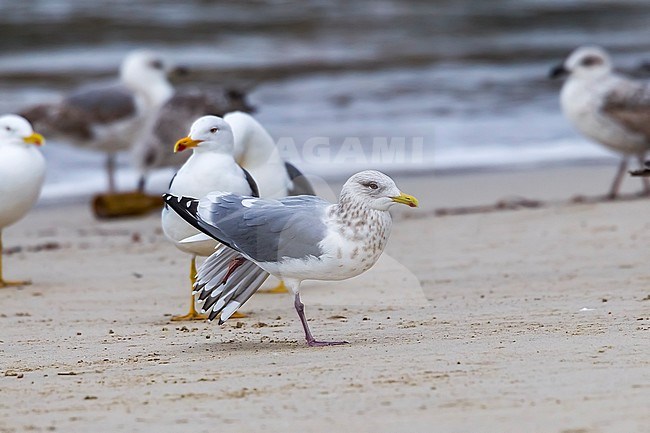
[163,170,418,346]
[551,45,650,199]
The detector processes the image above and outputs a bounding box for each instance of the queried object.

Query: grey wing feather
[285,162,316,196]
[198,194,330,263]
[65,84,137,123]
[194,246,270,323]
[164,193,328,324]
[21,102,93,140]
[602,79,650,140]
[21,83,136,141]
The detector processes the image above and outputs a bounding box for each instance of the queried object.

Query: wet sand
[1,165,649,433]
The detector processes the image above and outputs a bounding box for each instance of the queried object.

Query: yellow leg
[171,256,206,321]
[0,231,31,288]
[259,280,289,294]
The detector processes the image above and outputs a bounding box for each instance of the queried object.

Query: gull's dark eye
[581,55,602,67]
[210,127,219,134]
[4,126,10,131]
[364,181,379,190]
[150,59,164,70]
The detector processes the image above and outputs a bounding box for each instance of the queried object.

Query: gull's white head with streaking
[339,170,419,211]
[173,115,235,155]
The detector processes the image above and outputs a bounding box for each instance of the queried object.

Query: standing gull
[0,115,46,287]
[21,49,179,194]
[162,115,257,321]
[551,45,650,199]
[164,170,418,346]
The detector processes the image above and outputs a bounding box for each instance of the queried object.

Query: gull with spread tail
[164,170,418,346]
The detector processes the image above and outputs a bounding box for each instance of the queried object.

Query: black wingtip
[629,169,650,177]
[163,193,207,239]
[164,193,200,213]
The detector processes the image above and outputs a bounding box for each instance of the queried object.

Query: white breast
[561,76,648,154]
[162,152,251,256]
[87,114,146,153]
[260,207,392,282]
[225,111,292,199]
[0,144,46,228]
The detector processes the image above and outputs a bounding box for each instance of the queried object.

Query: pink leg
[220,257,246,284]
[294,293,348,347]
[607,157,627,200]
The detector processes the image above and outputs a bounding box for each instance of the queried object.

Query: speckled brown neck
[330,195,393,256]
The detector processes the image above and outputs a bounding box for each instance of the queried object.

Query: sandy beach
[1,164,649,433]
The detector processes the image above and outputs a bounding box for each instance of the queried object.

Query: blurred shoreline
[3,1,650,205]
[37,156,632,213]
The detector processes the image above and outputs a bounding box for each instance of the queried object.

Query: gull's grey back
[198,194,330,263]
[65,83,137,124]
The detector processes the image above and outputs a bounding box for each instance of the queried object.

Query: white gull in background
[224,111,316,294]
[551,45,650,198]
[21,50,179,192]
[224,111,315,198]
[164,170,418,346]
[0,115,46,287]
[162,115,258,321]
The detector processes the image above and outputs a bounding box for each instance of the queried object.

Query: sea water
[0,0,649,201]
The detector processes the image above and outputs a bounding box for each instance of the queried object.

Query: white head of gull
[558,46,612,81]
[120,49,175,111]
